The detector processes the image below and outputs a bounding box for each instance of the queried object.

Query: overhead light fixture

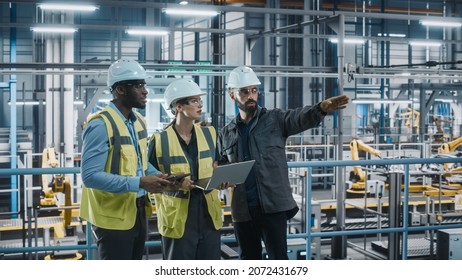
[99,97,161,103]
[8,101,41,106]
[31,26,77,33]
[352,99,412,104]
[38,3,99,12]
[434,99,454,103]
[377,33,406,38]
[126,29,169,36]
[409,40,442,47]
[148,99,164,103]
[9,100,84,105]
[329,38,365,44]
[420,20,462,28]
[164,8,219,16]
[179,1,189,5]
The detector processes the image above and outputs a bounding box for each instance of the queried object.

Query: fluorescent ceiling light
[126,29,169,36]
[164,8,219,16]
[9,101,41,106]
[352,99,412,104]
[420,20,462,28]
[9,100,84,105]
[100,98,161,103]
[409,40,441,47]
[434,99,454,103]
[329,38,365,44]
[38,3,99,12]
[377,33,406,38]
[31,26,77,33]
[148,99,164,103]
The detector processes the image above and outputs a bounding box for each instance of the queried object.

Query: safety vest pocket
[154,194,189,238]
[120,148,137,175]
[98,192,129,220]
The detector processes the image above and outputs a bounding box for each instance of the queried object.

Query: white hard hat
[164,79,206,109]
[227,66,261,89]
[107,59,148,87]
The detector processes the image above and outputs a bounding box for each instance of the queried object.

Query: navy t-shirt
[237,117,259,208]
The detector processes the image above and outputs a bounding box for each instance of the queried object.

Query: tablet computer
[194,160,255,191]
[166,173,191,182]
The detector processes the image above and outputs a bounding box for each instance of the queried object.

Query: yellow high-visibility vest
[152,125,222,238]
[80,106,151,230]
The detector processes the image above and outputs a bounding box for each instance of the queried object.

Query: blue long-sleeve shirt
[81,102,160,197]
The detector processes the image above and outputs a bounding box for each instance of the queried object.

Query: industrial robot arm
[399,108,420,133]
[349,139,382,183]
[440,137,462,153]
[41,147,59,196]
[51,176,73,237]
[440,136,462,172]
[433,117,451,134]
[40,147,72,237]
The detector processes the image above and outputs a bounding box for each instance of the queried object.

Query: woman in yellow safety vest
[148,79,224,260]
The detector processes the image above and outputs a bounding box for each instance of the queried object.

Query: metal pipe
[332,13,346,260]
[63,12,75,187]
[3,62,462,75]
[2,1,459,22]
[0,167,80,176]
[402,165,410,260]
[305,167,312,260]
[3,157,459,177]
[9,3,18,219]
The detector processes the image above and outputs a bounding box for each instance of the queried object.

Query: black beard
[243,100,257,114]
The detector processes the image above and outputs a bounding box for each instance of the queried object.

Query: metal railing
[1,157,461,259]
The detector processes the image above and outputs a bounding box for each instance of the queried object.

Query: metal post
[305,167,312,259]
[331,14,347,260]
[388,172,402,260]
[402,165,410,260]
[9,4,18,218]
[211,1,225,129]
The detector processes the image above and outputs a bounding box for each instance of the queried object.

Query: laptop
[194,160,255,191]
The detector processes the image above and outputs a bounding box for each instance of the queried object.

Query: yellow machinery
[347,139,381,196]
[40,147,81,259]
[40,147,59,207]
[432,117,452,142]
[400,108,420,133]
[440,136,462,154]
[418,137,462,196]
[440,137,462,189]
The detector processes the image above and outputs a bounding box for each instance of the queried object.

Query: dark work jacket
[217,104,327,222]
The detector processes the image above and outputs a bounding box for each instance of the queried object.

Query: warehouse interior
[1,0,462,260]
